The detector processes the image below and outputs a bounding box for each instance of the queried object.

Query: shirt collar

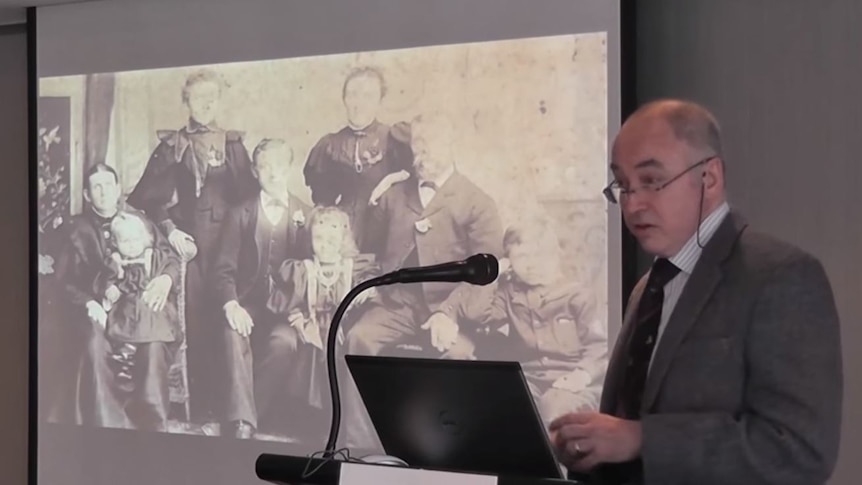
[186,118,220,134]
[667,201,730,275]
[259,190,288,210]
[348,119,380,135]
[89,207,118,226]
[419,165,455,191]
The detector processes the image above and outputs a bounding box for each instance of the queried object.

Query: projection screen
[33,1,622,483]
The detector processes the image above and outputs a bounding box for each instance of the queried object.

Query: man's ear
[83,189,91,204]
[702,157,723,190]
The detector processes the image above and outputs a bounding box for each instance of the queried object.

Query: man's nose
[620,190,649,212]
[622,203,643,222]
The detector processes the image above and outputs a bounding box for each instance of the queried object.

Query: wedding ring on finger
[574,441,585,456]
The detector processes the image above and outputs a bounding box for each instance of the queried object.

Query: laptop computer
[345,355,565,479]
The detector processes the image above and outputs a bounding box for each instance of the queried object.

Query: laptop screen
[346,355,564,479]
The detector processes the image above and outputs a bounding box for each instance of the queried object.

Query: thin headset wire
[696,179,706,249]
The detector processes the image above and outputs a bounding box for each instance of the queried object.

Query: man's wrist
[223,300,240,312]
[434,304,457,321]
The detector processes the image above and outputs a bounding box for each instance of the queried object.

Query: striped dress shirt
[649,201,731,372]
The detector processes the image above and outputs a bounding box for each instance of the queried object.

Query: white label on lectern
[340,462,498,485]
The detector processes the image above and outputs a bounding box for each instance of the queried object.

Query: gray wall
[636,1,861,484]
[0,23,30,485]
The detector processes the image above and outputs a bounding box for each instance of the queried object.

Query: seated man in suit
[212,139,312,439]
[550,100,843,484]
[346,111,504,358]
[342,112,504,449]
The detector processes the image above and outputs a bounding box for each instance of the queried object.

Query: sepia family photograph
[36,31,610,453]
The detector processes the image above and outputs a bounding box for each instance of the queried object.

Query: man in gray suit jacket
[551,99,843,485]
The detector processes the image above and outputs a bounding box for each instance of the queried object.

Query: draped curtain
[83,73,116,171]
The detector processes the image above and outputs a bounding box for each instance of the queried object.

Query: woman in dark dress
[303,67,413,252]
[126,69,257,435]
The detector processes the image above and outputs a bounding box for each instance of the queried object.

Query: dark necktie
[419,180,438,190]
[619,257,681,418]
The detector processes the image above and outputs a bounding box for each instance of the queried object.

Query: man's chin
[92,204,118,216]
[636,236,670,257]
[261,183,286,193]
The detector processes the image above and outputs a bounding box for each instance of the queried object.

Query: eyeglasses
[602,156,715,205]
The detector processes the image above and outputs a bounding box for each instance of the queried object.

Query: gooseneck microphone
[377,253,500,286]
[322,253,499,455]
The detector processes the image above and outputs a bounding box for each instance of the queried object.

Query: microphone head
[465,253,499,285]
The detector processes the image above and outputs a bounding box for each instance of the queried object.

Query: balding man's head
[609,99,727,257]
[624,99,723,159]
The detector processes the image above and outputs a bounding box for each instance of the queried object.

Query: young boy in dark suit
[212,138,312,439]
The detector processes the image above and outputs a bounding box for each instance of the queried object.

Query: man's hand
[85,300,108,330]
[142,274,172,312]
[168,228,198,261]
[224,300,255,337]
[103,284,121,311]
[420,312,459,352]
[105,285,121,305]
[549,412,642,472]
[353,287,378,307]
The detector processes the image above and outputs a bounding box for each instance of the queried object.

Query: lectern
[256,454,581,485]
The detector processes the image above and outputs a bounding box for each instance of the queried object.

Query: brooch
[292,210,306,227]
[414,218,432,233]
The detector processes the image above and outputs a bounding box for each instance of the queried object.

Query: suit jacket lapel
[247,198,263,280]
[641,212,747,411]
[422,172,460,218]
[405,182,424,216]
